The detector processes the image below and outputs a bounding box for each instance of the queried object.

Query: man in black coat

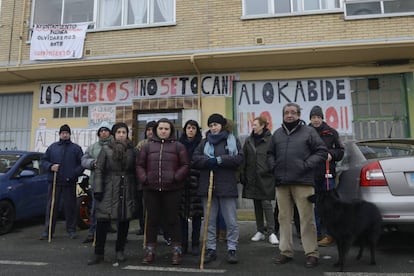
[309,105,344,246]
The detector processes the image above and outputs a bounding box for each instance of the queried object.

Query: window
[243,0,341,17]
[32,0,175,30]
[53,106,88,118]
[344,0,414,19]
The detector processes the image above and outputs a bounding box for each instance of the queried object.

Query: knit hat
[309,105,324,119]
[145,120,157,130]
[59,124,71,134]
[97,121,112,136]
[111,122,129,136]
[207,113,226,127]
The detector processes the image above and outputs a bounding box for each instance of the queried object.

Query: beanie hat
[111,122,129,136]
[97,121,112,136]
[309,105,324,119]
[207,113,227,127]
[145,120,157,130]
[59,124,71,134]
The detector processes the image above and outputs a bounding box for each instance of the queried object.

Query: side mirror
[20,170,36,177]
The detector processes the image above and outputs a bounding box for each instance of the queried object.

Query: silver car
[336,139,414,227]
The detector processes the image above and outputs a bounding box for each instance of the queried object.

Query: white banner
[38,73,239,108]
[30,23,89,60]
[235,78,353,136]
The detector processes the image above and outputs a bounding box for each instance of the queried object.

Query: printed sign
[30,23,89,60]
[235,78,353,135]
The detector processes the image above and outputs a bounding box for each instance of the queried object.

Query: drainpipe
[190,54,202,123]
[17,0,28,66]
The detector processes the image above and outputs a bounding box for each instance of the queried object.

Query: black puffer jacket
[267,121,327,186]
[94,140,137,221]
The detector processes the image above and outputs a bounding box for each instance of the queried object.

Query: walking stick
[48,171,57,243]
[143,209,148,249]
[200,170,214,270]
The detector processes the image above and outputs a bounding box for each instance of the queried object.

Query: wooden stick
[200,170,214,270]
[48,171,57,243]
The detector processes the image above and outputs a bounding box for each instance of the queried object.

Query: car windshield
[357,141,414,160]
[0,154,22,174]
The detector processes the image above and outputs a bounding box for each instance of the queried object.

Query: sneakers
[318,235,334,247]
[203,249,217,264]
[226,250,238,264]
[269,233,279,245]
[251,231,265,241]
[68,232,77,239]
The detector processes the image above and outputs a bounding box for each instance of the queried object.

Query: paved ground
[1,214,414,276]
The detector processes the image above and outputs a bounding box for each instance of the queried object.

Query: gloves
[207,157,218,170]
[94,192,103,202]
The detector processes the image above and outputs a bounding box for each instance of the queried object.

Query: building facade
[1,0,414,151]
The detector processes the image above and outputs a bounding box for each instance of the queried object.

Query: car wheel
[0,200,16,235]
[77,195,92,230]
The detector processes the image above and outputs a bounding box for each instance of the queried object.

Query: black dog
[308,189,382,271]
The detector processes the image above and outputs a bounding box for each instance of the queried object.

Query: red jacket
[136,137,189,191]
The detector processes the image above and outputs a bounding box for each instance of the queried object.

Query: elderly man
[267,103,327,268]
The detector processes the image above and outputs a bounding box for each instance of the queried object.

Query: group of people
[39,103,343,268]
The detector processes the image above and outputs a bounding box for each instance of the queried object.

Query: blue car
[0,151,48,234]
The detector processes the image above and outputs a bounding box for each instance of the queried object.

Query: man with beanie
[267,103,327,268]
[40,124,84,240]
[309,106,344,246]
[81,121,114,243]
[193,113,243,264]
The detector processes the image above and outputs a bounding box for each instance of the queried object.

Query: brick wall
[2,0,413,63]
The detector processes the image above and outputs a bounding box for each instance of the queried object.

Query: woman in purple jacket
[136,118,189,265]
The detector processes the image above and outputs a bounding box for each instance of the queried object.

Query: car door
[10,154,48,219]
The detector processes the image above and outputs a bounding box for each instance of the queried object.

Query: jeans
[202,197,239,251]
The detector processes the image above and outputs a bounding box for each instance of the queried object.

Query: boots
[171,244,183,265]
[87,254,104,265]
[142,244,156,265]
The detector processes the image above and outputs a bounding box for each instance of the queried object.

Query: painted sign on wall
[34,129,98,152]
[235,78,353,136]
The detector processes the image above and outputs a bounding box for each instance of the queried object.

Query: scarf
[203,130,238,158]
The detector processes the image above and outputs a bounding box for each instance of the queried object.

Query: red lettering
[65,84,73,103]
[326,106,338,129]
[119,81,129,101]
[88,83,97,102]
[160,78,169,95]
[73,84,79,102]
[107,82,116,101]
[80,83,88,102]
[99,83,105,101]
[171,77,177,95]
